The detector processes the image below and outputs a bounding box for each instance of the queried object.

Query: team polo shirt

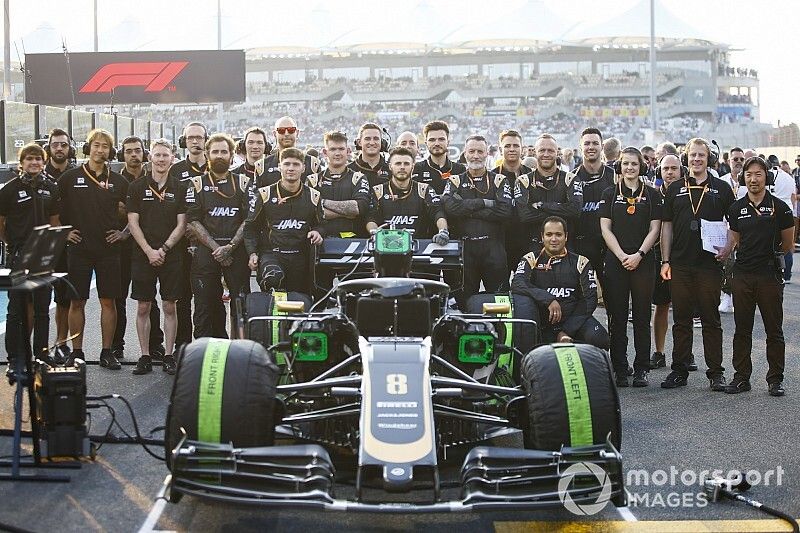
[728,191,794,272]
[599,180,662,255]
[0,175,60,249]
[126,175,186,258]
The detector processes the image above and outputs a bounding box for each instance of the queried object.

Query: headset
[613,147,649,177]
[116,136,149,163]
[681,139,720,168]
[178,121,209,149]
[654,160,689,183]
[44,129,77,160]
[737,156,776,187]
[82,130,117,160]
[237,128,273,159]
[354,125,391,152]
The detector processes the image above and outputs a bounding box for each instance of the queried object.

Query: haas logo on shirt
[548,287,575,298]
[387,215,418,226]
[275,219,306,230]
[209,206,239,217]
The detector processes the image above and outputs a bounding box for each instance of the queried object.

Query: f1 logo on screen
[79,62,189,93]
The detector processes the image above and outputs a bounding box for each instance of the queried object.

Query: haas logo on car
[275,219,306,230]
[209,207,239,217]
[548,287,575,298]
[387,215,418,226]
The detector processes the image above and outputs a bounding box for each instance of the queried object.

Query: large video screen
[3,101,37,164]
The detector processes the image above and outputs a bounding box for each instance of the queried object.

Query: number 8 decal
[386,373,408,395]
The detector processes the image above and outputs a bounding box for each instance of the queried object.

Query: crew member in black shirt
[349,122,391,187]
[232,126,270,191]
[308,131,371,238]
[126,139,186,375]
[43,128,75,358]
[571,127,616,288]
[718,157,794,396]
[511,216,608,347]
[368,147,449,241]
[412,121,466,195]
[112,135,164,361]
[442,135,512,309]
[600,147,662,387]
[58,129,129,369]
[258,117,320,186]
[660,138,736,390]
[185,134,250,338]
[169,121,209,347]
[0,144,60,373]
[245,147,324,294]
[515,134,583,252]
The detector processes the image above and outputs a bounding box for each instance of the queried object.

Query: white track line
[616,504,638,521]
[137,497,169,533]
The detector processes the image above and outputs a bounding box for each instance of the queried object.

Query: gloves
[483,199,496,208]
[432,228,450,246]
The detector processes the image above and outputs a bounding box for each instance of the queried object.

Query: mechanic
[259,116,320,186]
[232,126,271,195]
[185,133,250,338]
[492,129,534,289]
[112,135,165,362]
[58,129,129,369]
[413,121,466,195]
[600,147,662,387]
[125,139,186,376]
[168,121,209,348]
[570,127,616,289]
[244,147,324,294]
[0,143,60,375]
[717,156,794,396]
[308,131,371,239]
[511,216,609,347]
[368,147,449,241]
[650,154,683,369]
[514,134,583,251]
[441,135,512,309]
[717,147,745,315]
[395,131,419,160]
[43,128,76,360]
[660,137,736,391]
[349,122,391,187]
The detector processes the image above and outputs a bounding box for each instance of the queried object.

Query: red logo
[79,62,189,93]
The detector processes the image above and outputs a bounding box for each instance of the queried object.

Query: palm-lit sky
[3,0,798,126]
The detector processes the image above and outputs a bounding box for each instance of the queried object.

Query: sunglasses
[731,157,745,162]
[276,127,297,135]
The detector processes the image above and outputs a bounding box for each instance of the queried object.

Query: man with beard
[515,134,583,253]
[259,117,320,186]
[368,147,449,242]
[570,128,615,288]
[43,128,76,359]
[168,122,208,347]
[442,135,512,309]
[112,136,165,362]
[413,121,466,195]
[185,134,250,338]
[0,144,60,377]
[126,140,186,375]
[58,129,129,369]
[395,131,419,160]
[245,148,324,294]
[349,122,391,187]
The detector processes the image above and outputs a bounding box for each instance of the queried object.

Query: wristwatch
[638,250,646,258]
[661,259,670,265]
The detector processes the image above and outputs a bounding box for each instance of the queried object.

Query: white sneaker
[718,293,733,314]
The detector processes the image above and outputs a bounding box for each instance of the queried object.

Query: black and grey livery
[514,169,583,247]
[307,168,370,238]
[412,157,467,195]
[368,181,444,237]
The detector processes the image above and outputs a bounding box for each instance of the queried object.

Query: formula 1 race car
[163,228,625,512]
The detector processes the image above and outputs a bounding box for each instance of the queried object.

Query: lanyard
[748,196,774,217]
[148,181,167,202]
[619,180,644,215]
[388,180,412,200]
[208,171,236,199]
[277,182,303,204]
[190,161,207,175]
[466,172,489,194]
[534,248,568,270]
[81,164,108,189]
[684,178,708,218]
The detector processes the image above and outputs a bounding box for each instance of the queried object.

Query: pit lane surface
[0,277,798,532]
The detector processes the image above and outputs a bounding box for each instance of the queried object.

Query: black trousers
[670,264,724,377]
[259,251,310,294]
[190,245,251,339]
[531,303,609,348]
[458,237,507,310]
[732,268,785,384]
[6,285,51,363]
[604,254,655,374]
[175,247,195,346]
[113,243,163,352]
[576,239,606,291]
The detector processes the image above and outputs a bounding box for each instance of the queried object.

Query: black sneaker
[661,371,688,389]
[768,382,785,397]
[132,355,153,375]
[99,349,121,370]
[162,355,177,375]
[615,374,630,388]
[111,346,125,360]
[688,354,698,371]
[649,352,666,369]
[53,344,72,365]
[150,344,166,361]
[709,374,727,392]
[632,370,649,387]
[724,378,751,394]
[69,349,85,366]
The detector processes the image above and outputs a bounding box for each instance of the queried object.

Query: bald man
[396,131,419,160]
[255,116,321,188]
